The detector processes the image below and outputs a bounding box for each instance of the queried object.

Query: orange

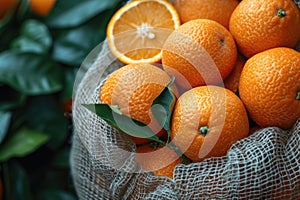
[170,85,249,162]
[0,0,17,19]
[229,0,300,58]
[173,0,239,29]
[106,0,180,64]
[29,0,56,17]
[239,47,300,129]
[100,63,173,144]
[223,54,247,93]
[162,19,237,91]
[135,142,183,178]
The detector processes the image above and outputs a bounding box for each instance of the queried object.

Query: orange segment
[106,0,180,64]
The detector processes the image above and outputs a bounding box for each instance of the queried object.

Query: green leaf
[0,85,26,110]
[11,19,52,54]
[51,0,125,66]
[0,128,49,162]
[51,147,70,168]
[45,0,120,28]
[61,67,78,101]
[151,77,176,131]
[37,189,77,200]
[24,95,69,150]
[0,111,12,143]
[83,104,164,144]
[3,161,33,200]
[0,51,63,95]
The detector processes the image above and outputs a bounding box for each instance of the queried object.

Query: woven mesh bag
[70,2,300,199]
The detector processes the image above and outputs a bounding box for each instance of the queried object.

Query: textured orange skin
[173,0,239,29]
[29,0,56,16]
[136,143,182,178]
[0,0,17,19]
[100,63,172,144]
[162,19,237,91]
[224,54,247,93]
[229,0,300,58]
[170,86,249,162]
[239,47,300,129]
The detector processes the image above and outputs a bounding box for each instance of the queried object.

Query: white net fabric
[70,39,300,199]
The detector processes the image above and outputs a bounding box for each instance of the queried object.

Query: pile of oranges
[98,0,300,178]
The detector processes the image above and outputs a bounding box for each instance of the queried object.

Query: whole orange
[135,142,183,178]
[224,54,247,93]
[239,47,300,129]
[170,85,249,162]
[0,0,17,19]
[29,0,56,17]
[162,19,237,91]
[229,0,300,58]
[100,63,173,144]
[173,0,239,29]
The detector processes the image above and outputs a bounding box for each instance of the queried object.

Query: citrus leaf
[10,19,52,54]
[0,128,49,162]
[0,51,63,95]
[83,104,164,144]
[151,77,176,131]
[61,67,78,101]
[3,161,33,200]
[0,111,12,144]
[51,147,70,169]
[45,0,120,28]
[24,95,69,150]
[0,85,27,110]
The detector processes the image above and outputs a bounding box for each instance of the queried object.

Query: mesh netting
[70,39,300,199]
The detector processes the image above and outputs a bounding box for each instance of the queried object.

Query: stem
[199,126,210,136]
[277,9,286,18]
[296,91,300,100]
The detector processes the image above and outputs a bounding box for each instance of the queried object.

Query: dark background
[0,0,127,199]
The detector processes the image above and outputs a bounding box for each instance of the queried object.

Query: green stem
[296,91,300,100]
[199,126,210,136]
[277,9,286,18]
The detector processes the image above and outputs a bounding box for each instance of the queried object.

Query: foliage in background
[0,0,126,199]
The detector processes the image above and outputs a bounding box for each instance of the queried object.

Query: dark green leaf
[0,51,63,95]
[0,111,12,143]
[45,0,119,28]
[51,1,124,66]
[61,67,78,101]
[15,0,30,21]
[0,84,26,110]
[51,147,70,168]
[0,128,49,162]
[25,95,69,150]
[37,189,77,200]
[11,19,52,54]
[83,104,164,144]
[151,77,176,131]
[3,161,33,200]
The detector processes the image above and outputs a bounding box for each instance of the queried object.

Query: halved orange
[106,0,180,64]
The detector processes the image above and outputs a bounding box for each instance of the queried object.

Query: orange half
[107,0,180,64]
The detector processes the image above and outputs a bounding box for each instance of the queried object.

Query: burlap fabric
[70,40,300,199]
[70,2,300,199]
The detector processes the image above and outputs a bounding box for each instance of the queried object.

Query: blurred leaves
[0,51,63,95]
[45,0,119,28]
[0,128,49,162]
[0,111,12,143]
[0,0,127,199]
[11,19,52,53]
